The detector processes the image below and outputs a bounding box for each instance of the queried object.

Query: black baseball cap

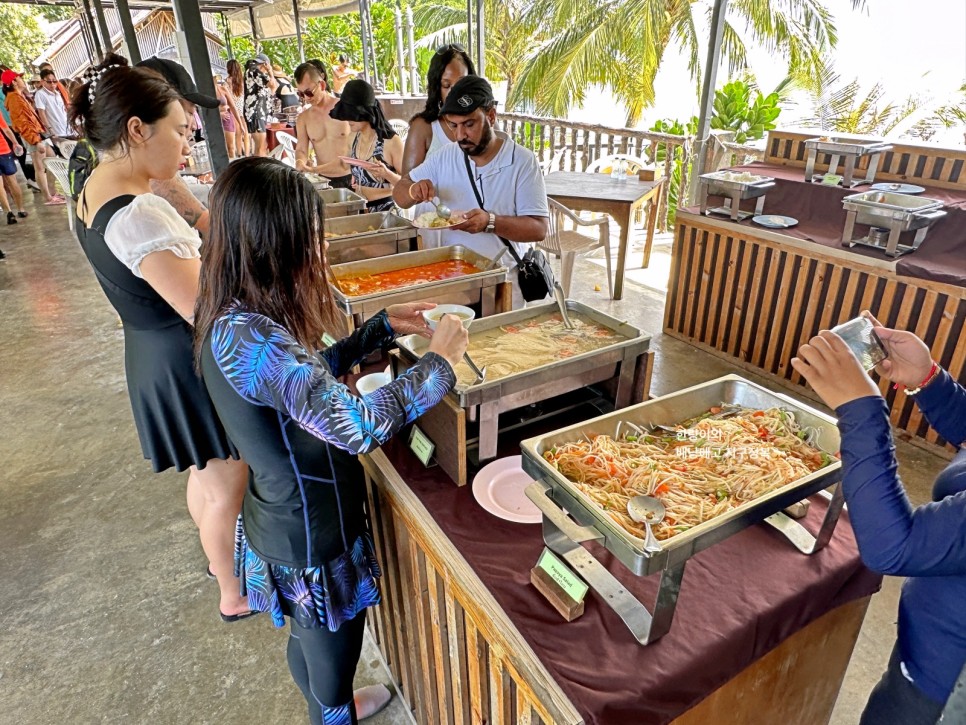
[136,57,220,109]
[438,75,495,116]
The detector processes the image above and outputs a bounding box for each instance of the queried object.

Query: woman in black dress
[194,157,468,723]
[71,58,252,620]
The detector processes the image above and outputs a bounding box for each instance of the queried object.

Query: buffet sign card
[409,425,436,467]
[531,548,588,621]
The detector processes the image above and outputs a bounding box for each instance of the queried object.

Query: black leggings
[12,133,34,182]
[287,613,366,725]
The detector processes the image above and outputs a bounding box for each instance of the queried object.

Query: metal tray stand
[318,187,367,216]
[324,212,418,265]
[698,171,775,221]
[520,374,845,645]
[840,191,946,257]
[804,137,893,188]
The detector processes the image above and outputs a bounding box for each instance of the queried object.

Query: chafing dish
[318,187,367,216]
[804,137,893,187]
[698,170,775,221]
[841,191,946,257]
[519,374,844,644]
[395,301,651,466]
[329,245,509,329]
[324,212,418,265]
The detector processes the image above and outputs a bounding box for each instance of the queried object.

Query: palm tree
[509,0,864,125]
[802,68,925,137]
[413,0,543,105]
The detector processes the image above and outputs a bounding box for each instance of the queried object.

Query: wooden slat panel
[465,620,490,725]
[426,566,452,724]
[489,656,514,725]
[711,235,738,350]
[445,591,471,725]
[410,543,441,725]
[377,491,414,699]
[394,522,425,718]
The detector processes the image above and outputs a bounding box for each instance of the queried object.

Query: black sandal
[220,610,259,623]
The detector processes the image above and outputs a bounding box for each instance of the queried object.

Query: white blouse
[103,194,201,279]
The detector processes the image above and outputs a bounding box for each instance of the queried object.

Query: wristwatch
[485,212,496,233]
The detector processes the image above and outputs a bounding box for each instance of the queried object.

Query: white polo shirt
[408,131,549,266]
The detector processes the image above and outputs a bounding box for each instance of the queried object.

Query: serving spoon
[462,352,487,383]
[627,495,667,554]
[553,281,576,330]
[432,196,451,220]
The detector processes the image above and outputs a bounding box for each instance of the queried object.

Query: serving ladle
[627,495,667,554]
[462,352,487,383]
[553,281,576,330]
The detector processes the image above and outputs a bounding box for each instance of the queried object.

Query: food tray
[329,245,508,317]
[318,187,367,216]
[520,374,842,577]
[395,300,648,409]
[325,212,418,265]
[805,137,892,156]
[842,191,943,215]
[699,170,775,192]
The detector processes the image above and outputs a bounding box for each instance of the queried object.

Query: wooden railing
[498,112,693,231]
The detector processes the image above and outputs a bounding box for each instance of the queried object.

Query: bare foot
[219,594,252,618]
[354,684,392,720]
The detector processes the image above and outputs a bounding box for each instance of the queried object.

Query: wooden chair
[538,199,612,298]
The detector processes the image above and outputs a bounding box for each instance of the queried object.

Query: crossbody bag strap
[463,152,523,266]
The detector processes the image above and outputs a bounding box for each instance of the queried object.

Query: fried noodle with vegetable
[542,407,836,543]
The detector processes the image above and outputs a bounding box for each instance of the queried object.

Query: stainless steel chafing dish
[329,246,509,329]
[804,137,893,187]
[318,187,367,216]
[395,301,651,463]
[698,170,775,221]
[520,374,845,644]
[324,212,418,265]
[841,191,946,257]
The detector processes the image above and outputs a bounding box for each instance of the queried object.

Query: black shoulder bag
[463,154,553,302]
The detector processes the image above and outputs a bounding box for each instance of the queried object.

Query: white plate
[752,214,798,229]
[471,455,542,524]
[413,211,466,230]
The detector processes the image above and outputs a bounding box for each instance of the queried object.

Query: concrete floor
[0,194,947,724]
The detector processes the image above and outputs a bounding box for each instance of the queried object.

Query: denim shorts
[0,152,16,176]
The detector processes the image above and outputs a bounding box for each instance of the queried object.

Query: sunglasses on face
[436,43,465,54]
[296,81,320,100]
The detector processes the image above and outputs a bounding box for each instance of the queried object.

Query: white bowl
[357,371,391,396]
[423,304,475,330]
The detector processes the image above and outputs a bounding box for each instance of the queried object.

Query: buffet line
[321,191,852,649]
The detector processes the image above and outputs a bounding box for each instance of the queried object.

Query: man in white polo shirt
[34,69,73,139]
[393,75,549,307]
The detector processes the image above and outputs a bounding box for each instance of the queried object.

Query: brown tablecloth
[692,162,966,287]
[370,403,881,725]
[266,125,294,151]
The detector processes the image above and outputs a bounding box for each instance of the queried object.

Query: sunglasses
[436,43,465,55]
[296,81,320,100]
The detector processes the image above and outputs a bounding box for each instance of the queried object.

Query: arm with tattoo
[149,175,210,239]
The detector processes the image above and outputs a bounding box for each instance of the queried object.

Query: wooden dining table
[544,171,665,300]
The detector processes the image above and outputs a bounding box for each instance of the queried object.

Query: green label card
[537,548,589,603]
[821,173,842,186]
[321,333,337,347]
[409,425,435,466]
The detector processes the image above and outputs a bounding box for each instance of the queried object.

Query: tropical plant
[413,0,542,104]
[803,72,923,136]
[650,116,697,227]
[710,79,781,144]
[0,5,47,71]
[510,0,864,125]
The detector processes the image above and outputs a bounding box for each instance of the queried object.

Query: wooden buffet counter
[359,426,880,724]
[667,130,966,455]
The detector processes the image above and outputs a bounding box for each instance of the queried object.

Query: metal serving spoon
[553,281,576,330]
[462,352,487,383]
[627,495,667,554]
[432,196,451,220]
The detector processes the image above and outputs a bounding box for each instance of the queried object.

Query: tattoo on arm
[150,176,203,228]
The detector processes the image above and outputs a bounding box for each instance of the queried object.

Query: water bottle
[611,160,622,180]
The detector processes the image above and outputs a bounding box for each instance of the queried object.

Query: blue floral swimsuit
[201,308,455,631]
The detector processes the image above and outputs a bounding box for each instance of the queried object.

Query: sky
[562,0,966,138]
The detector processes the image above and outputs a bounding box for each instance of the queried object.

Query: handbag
[463,154,553,302]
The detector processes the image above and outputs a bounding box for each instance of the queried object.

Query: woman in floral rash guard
[194,157,468,724]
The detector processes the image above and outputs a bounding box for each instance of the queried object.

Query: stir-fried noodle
[542,407,835,543]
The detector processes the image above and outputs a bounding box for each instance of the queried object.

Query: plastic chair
[45,158,74,231]
[584,153,648,175]
[57,139,77,160]
[276,130,297,154]
[537,199,612,298]
[389,119,409,140]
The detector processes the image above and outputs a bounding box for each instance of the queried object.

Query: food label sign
[536,548,589,603]
[409,425,435,466]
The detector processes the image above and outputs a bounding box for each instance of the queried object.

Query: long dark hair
[226,58,243,96]
[70,53,180,153]
[194,157,344,367]
[413,45,475,124]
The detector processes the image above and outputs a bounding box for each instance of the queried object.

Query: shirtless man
[293,60,353,189]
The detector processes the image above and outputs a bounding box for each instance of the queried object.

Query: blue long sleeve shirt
[836,369,966,705]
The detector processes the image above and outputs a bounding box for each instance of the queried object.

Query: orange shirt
[0,115,10,155]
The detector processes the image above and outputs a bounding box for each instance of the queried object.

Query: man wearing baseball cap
[393,75,549,307]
